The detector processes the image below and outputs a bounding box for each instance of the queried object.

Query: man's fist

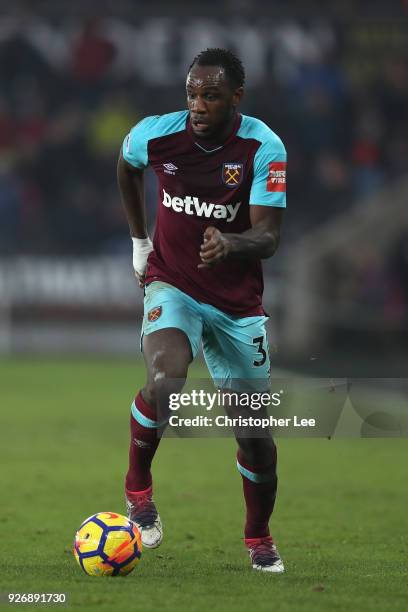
[198,226,231,268]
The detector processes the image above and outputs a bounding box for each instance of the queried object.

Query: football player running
[117,48,286,572]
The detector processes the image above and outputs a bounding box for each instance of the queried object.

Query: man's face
[186,65,243,139]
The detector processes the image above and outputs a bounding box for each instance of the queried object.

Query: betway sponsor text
[162,189,241,222]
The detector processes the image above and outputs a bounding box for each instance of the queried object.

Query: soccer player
[117,48,286,573]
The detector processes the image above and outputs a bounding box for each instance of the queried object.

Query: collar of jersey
[186,113,242,153]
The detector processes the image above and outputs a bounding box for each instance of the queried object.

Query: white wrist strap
[132,237,153,275]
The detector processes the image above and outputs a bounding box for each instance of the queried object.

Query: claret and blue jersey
[123,110,286,317]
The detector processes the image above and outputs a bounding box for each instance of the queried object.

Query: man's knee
[141,328,192,407]
[142,374,187,408]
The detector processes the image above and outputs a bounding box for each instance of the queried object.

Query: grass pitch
[0,358,407,611]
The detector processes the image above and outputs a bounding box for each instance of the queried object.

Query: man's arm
[117,149,148,238]
[198,205,283,268]
[117,150,152,286]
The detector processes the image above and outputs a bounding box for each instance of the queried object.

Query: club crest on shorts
[222,162,243,188]
[147,306,162,322]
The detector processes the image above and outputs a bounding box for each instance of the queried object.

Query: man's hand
[135,271,146,288]
[132,236,153,287]
[198,226,231,269]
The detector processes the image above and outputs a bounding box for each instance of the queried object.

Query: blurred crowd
[0,13,407,275]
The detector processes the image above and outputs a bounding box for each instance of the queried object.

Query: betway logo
[162,189,241,223]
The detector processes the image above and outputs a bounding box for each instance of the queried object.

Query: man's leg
[220,403,283,572]
[203,309,284,571]
[234,429,283,573]
[235,434,278,540]
[125,327,192,547]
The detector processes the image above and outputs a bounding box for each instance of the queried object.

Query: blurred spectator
[70,19,116,85]
[86,91,138,160]
[351,107,385,196]
[0,164,21,252]
[0,96,16,154]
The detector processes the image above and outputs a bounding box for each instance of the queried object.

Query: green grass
[0,359,407,611]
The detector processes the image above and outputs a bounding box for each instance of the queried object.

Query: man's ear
[232,86,244,107]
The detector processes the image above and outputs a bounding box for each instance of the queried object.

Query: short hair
[188,48,245,88]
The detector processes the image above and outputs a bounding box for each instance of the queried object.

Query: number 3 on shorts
[252,336,267,367]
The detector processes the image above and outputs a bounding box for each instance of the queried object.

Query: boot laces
[128,494,158,527]
[248,538,278,566]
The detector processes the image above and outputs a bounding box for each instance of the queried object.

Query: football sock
[236,447,278,539]
[125,391,168,493]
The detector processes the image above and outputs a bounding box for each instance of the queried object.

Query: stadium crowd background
[0,1,407,362]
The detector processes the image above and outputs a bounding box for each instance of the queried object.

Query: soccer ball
[73,512,142,576]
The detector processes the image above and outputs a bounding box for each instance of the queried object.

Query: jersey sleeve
[250,133,287,207]
[122,111,188,170]
[122,116,159,169]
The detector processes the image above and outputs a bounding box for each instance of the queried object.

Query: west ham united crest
[147,306,162,322]
[222,162,243,188]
